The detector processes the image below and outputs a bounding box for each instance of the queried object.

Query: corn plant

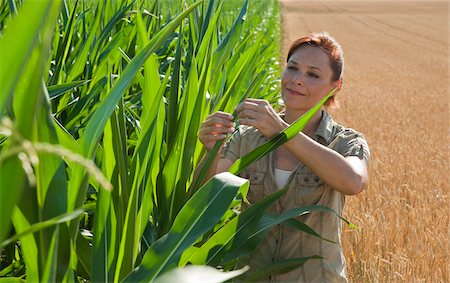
[0,0,347,282]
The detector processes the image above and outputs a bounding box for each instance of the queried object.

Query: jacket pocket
[241,170,265,204]
[295,172,324,205]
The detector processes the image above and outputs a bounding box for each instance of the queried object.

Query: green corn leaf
[36,87,72,282]
[223,204,349,263]
[189,139,224,194]
[123,172,248,282]
[94,1,134,59]
[114,160,141,281]
[76,232,92,279]
[180,187,287,266]
[91,182,114,283]
[66,0,104,81]
[41,226,59,283]
[6,0,17,15]
[52,117,80,154]
[91,106,118,283]
[133,93,167,257]
[176,43,213,206]
[0,0,53,114]
[260,213,335,243]
[12,1,69,279]
[197,0,216,47]
[64,77,107,128]
[136,11,161,130]
[166,26,183,145]
[195,0,223,70]
[1,204,93,250]
[68,0,204,214]
[213,37,261,113]
[131,100,166,252]
[49,0,79,85]
[243,256,323,282]
[109,103,129,224]
[47,80,89,100]
[11,207,39,282]
[0,0,60,249]
[262,214,335,243]
[211,0,248,76]
[160,54,200,233]
[0,156,26,244]
[228,88,337,175]
[0,278,25,283]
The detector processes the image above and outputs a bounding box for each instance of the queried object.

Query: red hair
[287,32,344,107]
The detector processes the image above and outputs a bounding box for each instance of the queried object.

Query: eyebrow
[288,60,322,72]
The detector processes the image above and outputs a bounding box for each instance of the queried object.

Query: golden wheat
[280,1,449,282]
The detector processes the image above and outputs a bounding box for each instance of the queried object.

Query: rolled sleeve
[333,130,370,166]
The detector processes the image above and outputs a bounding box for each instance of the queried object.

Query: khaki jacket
[221,111,370,283]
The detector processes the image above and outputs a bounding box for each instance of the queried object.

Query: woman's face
[281,45,339,113]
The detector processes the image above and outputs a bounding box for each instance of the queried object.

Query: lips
[286,88,306,96]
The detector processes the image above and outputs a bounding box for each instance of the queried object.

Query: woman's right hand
[199,112,235,151]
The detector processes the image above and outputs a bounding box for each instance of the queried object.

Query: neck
[284,107,323,137]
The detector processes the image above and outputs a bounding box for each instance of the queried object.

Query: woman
[198,32,370,282]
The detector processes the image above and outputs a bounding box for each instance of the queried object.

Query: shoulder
[325,114,370,164]
[334,126,367,142]
[323,112,368,144]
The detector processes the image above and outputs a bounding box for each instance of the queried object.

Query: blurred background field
[279,0,449,282]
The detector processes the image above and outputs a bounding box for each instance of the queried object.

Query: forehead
[288,45,331,69]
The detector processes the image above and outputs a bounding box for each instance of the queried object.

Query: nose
[293,72,304,85]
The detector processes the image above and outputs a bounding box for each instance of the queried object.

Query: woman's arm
[283,133,368,195]
[235,99,368,195]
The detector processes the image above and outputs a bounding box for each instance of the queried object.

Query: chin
[283,103,309,113]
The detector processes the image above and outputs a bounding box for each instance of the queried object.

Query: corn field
[0,0,345,282]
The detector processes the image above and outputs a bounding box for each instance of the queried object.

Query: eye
[308,72,319,78]
[287,65,297,71]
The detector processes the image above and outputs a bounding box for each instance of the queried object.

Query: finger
[238,117,257,128]
[200,132,227,145]
[207,112,234,121]
[236,108,259,120]
[235,101,259,113]
[204,116,235,127]
[200,122,235,135]
[244,98,269,106]
[199,125,234,136]
[208,134,228,141]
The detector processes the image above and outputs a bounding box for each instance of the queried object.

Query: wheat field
[279,0,449,282]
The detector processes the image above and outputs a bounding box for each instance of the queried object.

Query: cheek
[308,78,330,92]
[281,72,289,85]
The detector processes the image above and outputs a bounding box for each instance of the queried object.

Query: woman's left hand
[235,99,288,138]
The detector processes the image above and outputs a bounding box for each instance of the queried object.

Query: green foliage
[0,0,346,282]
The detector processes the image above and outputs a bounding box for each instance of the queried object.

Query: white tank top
[274,168,293,189]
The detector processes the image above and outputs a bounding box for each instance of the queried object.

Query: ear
[331,78,342,91]
[332,78,342,91]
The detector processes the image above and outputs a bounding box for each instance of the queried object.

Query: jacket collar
[279,110,335,144]
[314,110,335,144]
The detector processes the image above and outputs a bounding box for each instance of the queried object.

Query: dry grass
[279,1,449,282]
